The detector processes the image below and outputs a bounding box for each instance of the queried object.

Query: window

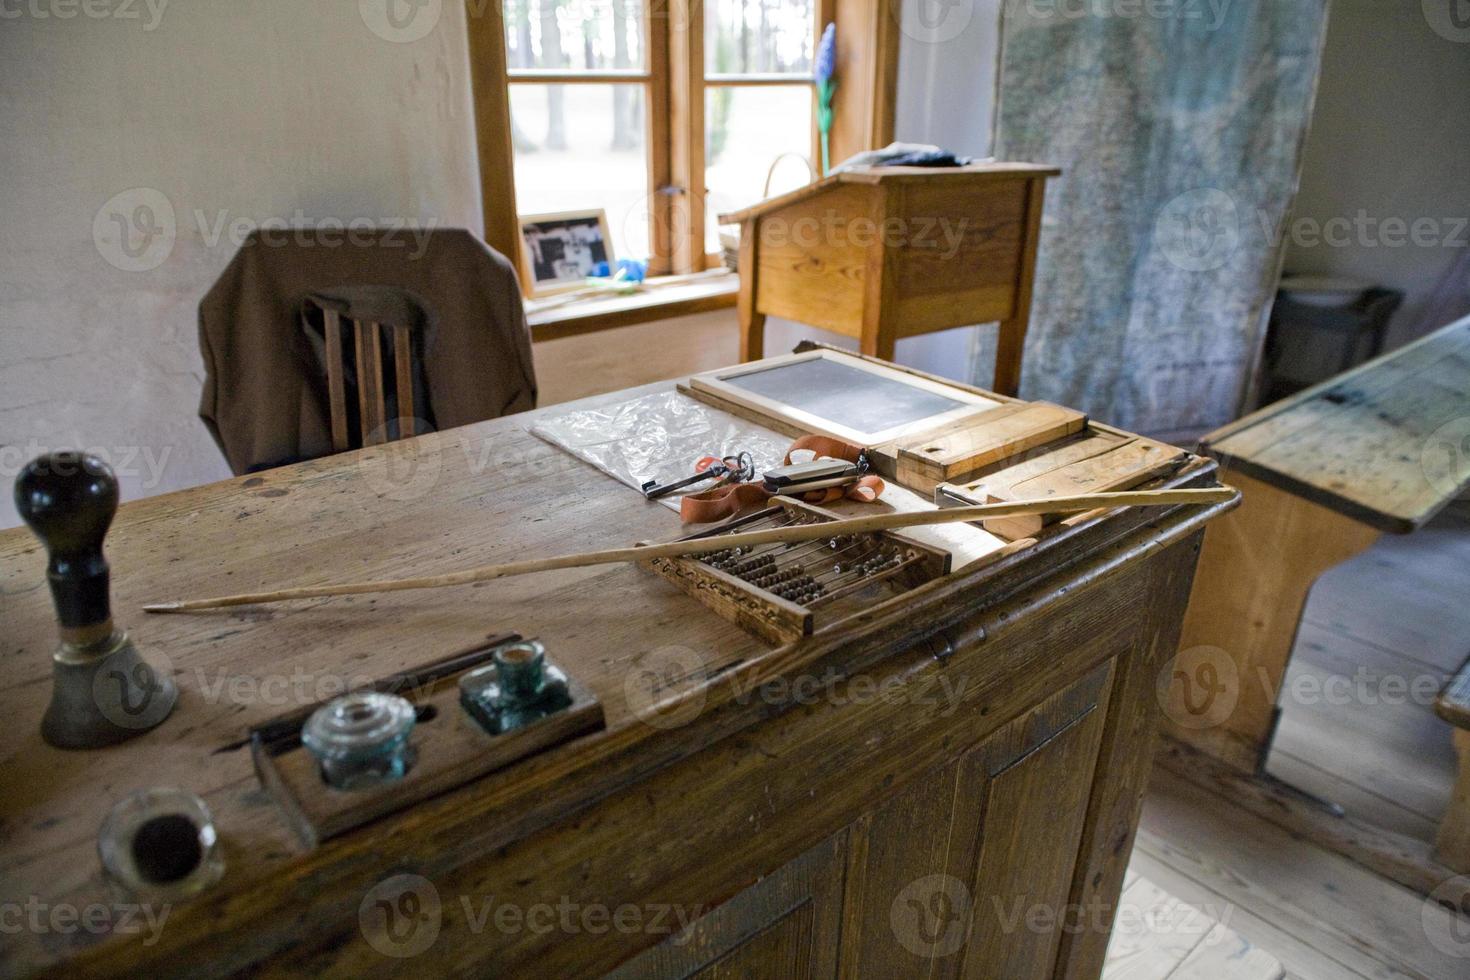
[703,0,819,254]
[468,0,895,304]
[503,1,654,262]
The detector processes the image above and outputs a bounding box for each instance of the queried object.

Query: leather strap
[679,436,885,524]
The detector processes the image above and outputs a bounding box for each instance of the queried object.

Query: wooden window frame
[465,0,898,320]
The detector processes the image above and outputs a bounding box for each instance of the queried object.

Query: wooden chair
[319,309,419,451]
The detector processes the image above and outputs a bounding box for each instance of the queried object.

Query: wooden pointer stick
[143,488,1235,614]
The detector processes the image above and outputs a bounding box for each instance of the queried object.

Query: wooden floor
[1103,872,1284,979]
[1129,505,1470,980]
[1265,505,1470,841]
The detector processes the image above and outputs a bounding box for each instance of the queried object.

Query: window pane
[705,85,813,252]
[510,84,649,262]
[503,0,645,73]
[705,0,815,75]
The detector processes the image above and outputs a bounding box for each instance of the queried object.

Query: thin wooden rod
[142,488,1235,614]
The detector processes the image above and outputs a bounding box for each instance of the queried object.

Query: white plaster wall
[1286,0,1470,345]
[0,0,1010,529]
[761,0,1005,384]
[0,1,482,528]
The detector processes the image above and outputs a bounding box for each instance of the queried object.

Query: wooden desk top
[0,367,1227,973]
[717,161,1060,224]
[1202,315,1470,534]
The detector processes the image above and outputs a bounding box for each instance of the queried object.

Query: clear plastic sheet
[530,391,792,512]
[531,390,1007,568]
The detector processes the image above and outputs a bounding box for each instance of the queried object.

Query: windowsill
[527,272,739,342]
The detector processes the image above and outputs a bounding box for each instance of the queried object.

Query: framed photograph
[517,209,614,296]
[689,349,1003,446]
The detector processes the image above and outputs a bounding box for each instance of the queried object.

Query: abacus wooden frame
[640,496,951,644]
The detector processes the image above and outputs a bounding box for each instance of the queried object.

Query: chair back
[320,310,419,451]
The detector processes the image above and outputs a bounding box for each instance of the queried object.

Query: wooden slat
[645,0,673,276]
[828,0,899,166]
[994,177,1047,398]
[982,438,1187,539]
[322,309,349,453]
[462,0,522,265]
[895,401,1088,491]
[668,0,705,272]
[935,433,1188,541]
[392,323,414,440]
[354,321,386,446]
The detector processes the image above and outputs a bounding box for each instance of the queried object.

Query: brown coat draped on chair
[199,227,535,474]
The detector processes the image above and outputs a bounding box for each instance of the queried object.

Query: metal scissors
[641,451,756,500]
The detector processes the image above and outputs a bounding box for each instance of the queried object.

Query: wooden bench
[1162,314,1470,773]
[1151,314,1470,908]
[1436,657,1470,873]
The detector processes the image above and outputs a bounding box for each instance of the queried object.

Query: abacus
[640,498,951,644]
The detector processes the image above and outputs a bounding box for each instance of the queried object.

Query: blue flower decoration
[815,23,836,87]
[815,23,837,174]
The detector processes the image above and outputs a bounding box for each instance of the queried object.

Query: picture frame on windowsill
[517,209,615,297]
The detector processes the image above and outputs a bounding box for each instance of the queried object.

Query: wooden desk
[0,362,1228,977]
[1164,315,1470,775]
[720,164,1058,396]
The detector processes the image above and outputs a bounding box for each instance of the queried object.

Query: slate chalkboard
[725,356,969,435]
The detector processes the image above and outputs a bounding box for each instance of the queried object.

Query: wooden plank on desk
[895,401,1086,491]
[954,434,1187,540]
[1205,316,1470,533]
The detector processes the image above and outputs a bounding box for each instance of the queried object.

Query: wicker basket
[720,152,816,273]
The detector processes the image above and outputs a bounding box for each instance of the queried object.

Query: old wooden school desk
[1159,314,1470,902]
[0,355,1231,977]
[721,164,1058,396]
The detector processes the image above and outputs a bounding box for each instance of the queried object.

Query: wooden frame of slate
[688,350,1003,446]
[685,349,1088,492]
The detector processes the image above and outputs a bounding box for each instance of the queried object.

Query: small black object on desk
[14,451,177,749]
